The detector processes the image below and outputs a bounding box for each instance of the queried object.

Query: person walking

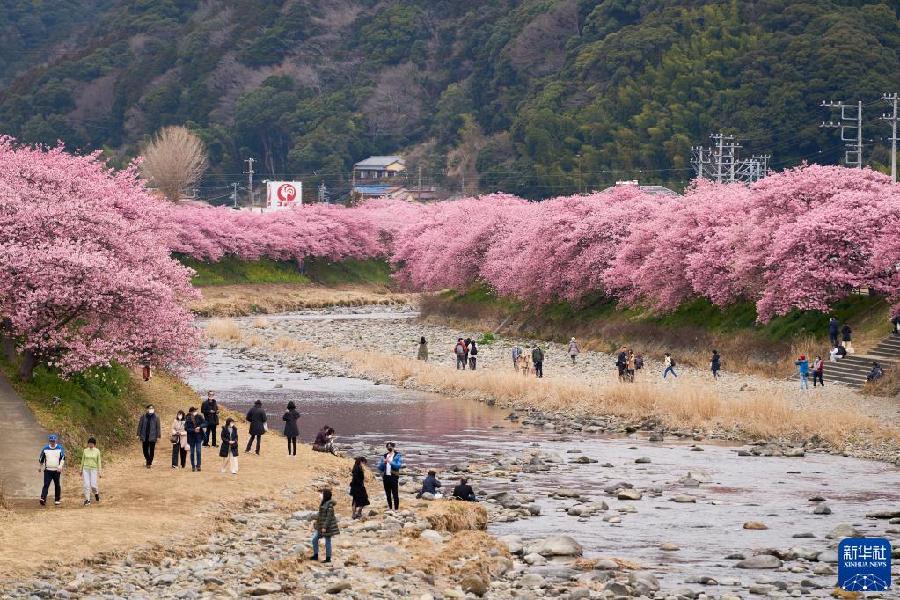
[81,437,101,506]
[416,470,442,499]
[38,434,65,507]
[245,399,267,455]
[828,317,840,348]
[616,347,627,381]
[795,354,810,390]
[468,340,479,370]
[531,345,544,378]
[710,350,721,379]
[137,404,161,468]
[568,338,580,364]
[512,345,522,370]
[310,489,339,563]
[219,417,239,474]
[171,410,188,469]
[377,442,403,511]
[454,338,467,370]
[812,355,824,387]
[663,352,677,378]
[626,350,636,382]
[185,407,207,472]
[283,401,300,457]
[841,323,854,354]
[892,314,900,335]
[417,336,429,361]
[350,457,370,519]
[201,391,219,448]
[313,426,336,454]
[518,350,530,375]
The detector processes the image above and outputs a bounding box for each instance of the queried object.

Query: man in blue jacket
[377,442,404,510]
[795,354,809,390]
[185,406,207,472]
[39,434,65,506]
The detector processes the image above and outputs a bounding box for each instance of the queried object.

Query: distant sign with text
[266,181,302,209]
[838,538,891,592]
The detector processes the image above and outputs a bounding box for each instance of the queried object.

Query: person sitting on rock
[451,477,477,502]
[416,470,442,499]
[312,426,335,454]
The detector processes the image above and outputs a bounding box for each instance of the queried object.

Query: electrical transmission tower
[691,133,769,183]
[820,100,863,169]
[880,92,898,183]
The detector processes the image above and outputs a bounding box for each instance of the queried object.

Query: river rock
[460,574,488,597]
[783,447,805,457]
[867,509,900,519]
[660,543,680,551]
[528,535,584,557]
[817,550,839,563]
[617,489,642,501]
[523,553,547,566]
[593,558,619,570]
[527,503,541,515]
[325,581,351,594]
[671,494,696,503]
[499,535,524,555]
[736,555,781,569]
[249,582,283,596]
[420,529,443,544]
[635,456,651,464]
[743,521,768,530]
[813,503,832,515]
[570,456,597,464]
[827,524,861,539]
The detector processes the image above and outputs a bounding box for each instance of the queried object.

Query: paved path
[0,374,48,500]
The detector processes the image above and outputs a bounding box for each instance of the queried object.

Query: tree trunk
[18,349,36,381]
[0,319,16,361]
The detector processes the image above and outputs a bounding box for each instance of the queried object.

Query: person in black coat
[828,317,839,347]
[137,405,161,468]
[451,478,476,501]
[219,417,239,474]
[185,407,207,472]
[245,400,267,455]
[201,391,220,447]
[350,456,370,519]
[283,401,300,457]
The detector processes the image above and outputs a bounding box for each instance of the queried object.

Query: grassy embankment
[423,284,891,381]
[180,257,414,316]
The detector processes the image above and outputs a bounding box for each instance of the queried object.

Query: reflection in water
[189,339,900,589]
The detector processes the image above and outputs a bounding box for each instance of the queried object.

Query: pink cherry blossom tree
[0,138,199,378]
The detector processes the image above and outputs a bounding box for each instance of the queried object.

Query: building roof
[354,155,406,169]
[353,184,397,196]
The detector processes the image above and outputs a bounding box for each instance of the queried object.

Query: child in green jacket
[81,437,102,506]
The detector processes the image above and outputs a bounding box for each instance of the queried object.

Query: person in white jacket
[39,434,65,506]
[567,338,580,364]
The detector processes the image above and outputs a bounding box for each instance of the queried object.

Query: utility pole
[417,165,423,191]
[709,133,740,183]
[244,157,255,206]
[881,92,898,183]
[575,153,583,193]
[231,182,239,208]
[821,100,863,168]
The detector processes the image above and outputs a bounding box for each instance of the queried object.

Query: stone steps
[798,333,899,388]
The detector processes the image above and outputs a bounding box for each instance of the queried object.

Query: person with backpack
[283,401,300,457]
[531,345,544,378]
[710,350,722,379]
[377,441,403,510]
[137,404,161,468]
[567,338,580,364]
[511,345,522,370]
[81,437,101,506]
[245,399,267,455]
[38,434,65,507]
[663,353,677,378]
[201,391,219,448]
[841,323,854,354]
[309,489,339,563]
[468,340,479,370]
[185,406,207,472]
[454,338,467,370]
[812,355,824,387]
[795,354,810,390]
[219,417,239,474]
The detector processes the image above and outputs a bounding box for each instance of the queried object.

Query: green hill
[1,0,898,198]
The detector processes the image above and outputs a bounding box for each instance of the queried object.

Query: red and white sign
[266,181,302,209]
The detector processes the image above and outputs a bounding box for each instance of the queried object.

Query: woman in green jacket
[310,488,340,562]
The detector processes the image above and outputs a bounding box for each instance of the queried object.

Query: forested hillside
[0,0,898,198]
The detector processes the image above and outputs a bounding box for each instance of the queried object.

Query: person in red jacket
[812,355,824,387]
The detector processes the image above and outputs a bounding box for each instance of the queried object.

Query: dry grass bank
[211,323,899,452]
[191,283,418,317]
[0,371,348,578]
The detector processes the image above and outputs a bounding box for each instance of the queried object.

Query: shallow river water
[188,314,900,592]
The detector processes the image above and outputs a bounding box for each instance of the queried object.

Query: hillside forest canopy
[0,0,898,199]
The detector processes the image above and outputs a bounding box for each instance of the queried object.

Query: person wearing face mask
[185,407,207,472]
[377,441,403,511]
[219,417,239,474]
[137,404,161,468]
[170,410,189,469]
